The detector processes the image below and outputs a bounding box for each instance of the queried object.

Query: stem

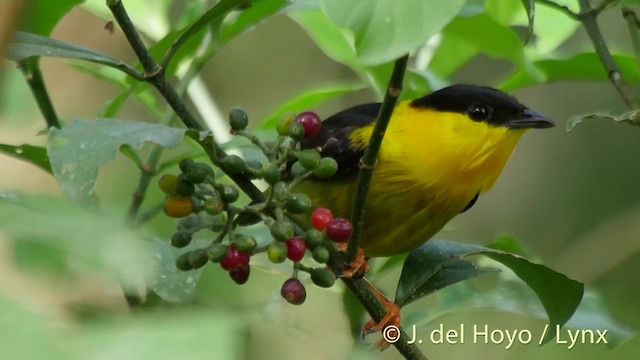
[537,0,579,19]
[622,8,640,79]
[346,55,409,260]
[578,0,638,109]
[18,58,61,129]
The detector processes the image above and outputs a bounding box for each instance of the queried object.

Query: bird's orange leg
[335,243,369,278]
[360,277,401,350]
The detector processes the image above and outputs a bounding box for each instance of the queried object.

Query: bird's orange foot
[335,243,368,278]
[361,298,401,350]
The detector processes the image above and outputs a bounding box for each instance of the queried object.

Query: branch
[107,0,265,204]
[537,0,580,20]
[346,55,409,260]
[18,58,61,129]
[622,8,640,82]
[578,0,638,110]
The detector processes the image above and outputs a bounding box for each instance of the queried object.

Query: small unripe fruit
[175,251,193,271]
[267,242,287,263]
[272,181,290,203]
[207,243,227,263]
[189,248,209,269]
[281,278,306,305]
[158,174,178,194]
[186,163,213,184]
[286,237,307,262]
[276,112,296,136]
[222,155,245,174]
[164,197,193,218]
[312,246,330,264]
[261,162,281,185]
[229,264,250,284]
[295,149,321,170]
[313,157,338,179]
[295,111,322,139]
[310,268,336,288]
[204,196,225,215]
[304,229,324,249]
[234,235,257,253]
[219,184,240,203]
[310,208,334,230]
[174,176,195,197]
[285,193,312,214]
[270,219,295,242]
[171,231,192,248]
[278,137,296,157]
[288,121,306,141]
[290,161,308,178]
[179,158,195,173]
[229,107,249,131]
[326,218,353,242]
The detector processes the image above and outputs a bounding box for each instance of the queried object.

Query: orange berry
[164,197,193,218]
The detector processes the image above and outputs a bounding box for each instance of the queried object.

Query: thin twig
[18,58,61,128]
[346,55,409,260]
[622,8,640,82]
[578,0,638,110]
[537,0,579,20]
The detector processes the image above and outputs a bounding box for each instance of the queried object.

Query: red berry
[221,246,250,271]
[295,111,322,139]
[281,278,306,305]
[326,218,353,242]
[310,208,334,230]
[286,237,307,262]
[229,264,250,284]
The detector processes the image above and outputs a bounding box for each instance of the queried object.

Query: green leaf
[259,84,365,129]
[520,0,535,43]
[396,239,584,343]
[443,14,524,64]
[428,32,479,78]
[500,53,640,91]
[566,111,640,132]
[619,0,640,6]
[19,0,83,36]
[6,31,135,76]
[47,119,186,204]
[321,0,467,65]
[219,0,288,43]
[0,144,51,173]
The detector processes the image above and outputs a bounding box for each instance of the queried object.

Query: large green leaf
[219,0,289,43]
[6,31,135,77]
[321,0,467,65]
[47,119,186,204]
[0,143,51,173]
[500,53,640,91]
[259,84,365,129]
[396,238,584,342]
[19,0,84,36]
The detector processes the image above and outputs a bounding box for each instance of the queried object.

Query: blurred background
[1,1,639,359]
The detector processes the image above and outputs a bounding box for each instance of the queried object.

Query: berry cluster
[160,108,353,304]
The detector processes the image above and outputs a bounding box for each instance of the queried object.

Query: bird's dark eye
[467,105,492,121]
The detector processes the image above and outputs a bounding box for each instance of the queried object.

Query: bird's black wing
[301,103,381,174]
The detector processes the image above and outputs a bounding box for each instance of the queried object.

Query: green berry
[179,158,196,173]
[270,219,295,242]
[312,246,330,264]
[229,107,249,131]
[186,163,213,184]
[174,175,195,197]
[175,251,193,271]
[295,149,321,170]
[290,161,308,178]
[288,122,305,141]
[313,157,338,179]
[207,244,227,263]
[261,162,281,185]
[244,160,262,179]
[278,137,297,158]
[189,248,209,269]
[267,242,288,263]
[219,184,240,203]
[276,112,296,136]
[272,181,290,203]
[204,196,225,215]
[285,193,312,214]
[209,213,227,232]
[304,229,324,249]
[222,155,245,174]
[171,231,192,248]
[234,235,257,253]
[158,174,178,194]
[310,268,336,288]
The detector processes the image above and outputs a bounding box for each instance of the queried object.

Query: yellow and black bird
[295,84,554,258]
[289,84,554,346]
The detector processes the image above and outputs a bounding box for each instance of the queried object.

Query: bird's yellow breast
[298,101,527,256]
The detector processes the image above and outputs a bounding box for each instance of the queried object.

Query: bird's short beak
[506,109,555,129]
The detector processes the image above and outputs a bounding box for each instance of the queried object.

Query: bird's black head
[410,84,554,129]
